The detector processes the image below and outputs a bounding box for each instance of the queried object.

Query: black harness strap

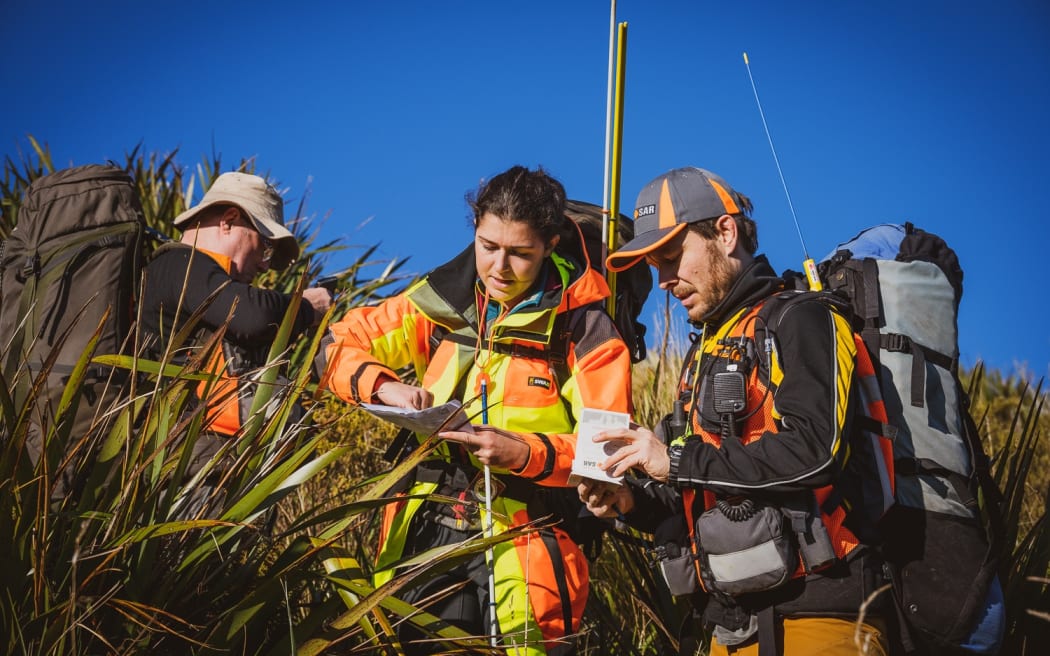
[849,255,958,411]
[383,427,416,463]
[437,331,567,366]
[879,332,957,409]
[383,306,593,538]
[858,258,882,378]
[894,456,978,511]
[539,527,575,640]
[757,606,781,656]
[855,413,898,442]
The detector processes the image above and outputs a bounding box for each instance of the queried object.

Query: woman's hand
[439,425,530,471]
[375,380,434,410]
[578,479,635,518]
[596,426,670,482]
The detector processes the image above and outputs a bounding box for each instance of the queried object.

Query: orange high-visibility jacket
[323,243,632,654]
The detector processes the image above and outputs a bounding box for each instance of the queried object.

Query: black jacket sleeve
[623,475,684,534]
[143,246,314,348]
[671,299,854,495]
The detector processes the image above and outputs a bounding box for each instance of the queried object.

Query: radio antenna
[742,52,822,291]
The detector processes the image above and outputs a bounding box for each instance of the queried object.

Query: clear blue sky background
[4,1,1048,377]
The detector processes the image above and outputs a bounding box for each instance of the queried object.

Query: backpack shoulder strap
[147,240,190,261]
[548,304,587,383]
[754,289,849,334]
[429,308,579,374]
[424,304,590,416]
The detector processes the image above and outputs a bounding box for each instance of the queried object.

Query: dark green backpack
[563,199,652,363]
[0,164,145,487]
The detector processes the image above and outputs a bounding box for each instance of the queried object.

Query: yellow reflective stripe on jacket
[680,295,863,575]
[832,310,857,455]
[327,249,629,653]
[373,478,437,585]
[373,484,584,656]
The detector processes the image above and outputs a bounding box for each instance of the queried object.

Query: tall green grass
[966,367,1050,654]
[0,140,513,654]
[2,139,1046,654]
[580,302,1050,656]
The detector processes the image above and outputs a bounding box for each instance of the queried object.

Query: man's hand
[596,426,671,482]
[375,380,434,410]
[303,287,333,325]
[578,479,635,518]
[439,425,530,471]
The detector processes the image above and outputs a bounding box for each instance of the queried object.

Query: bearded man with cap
[578,167,890,656]
[139,172,331,511]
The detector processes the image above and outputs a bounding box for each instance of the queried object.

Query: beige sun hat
[173,172,299,270]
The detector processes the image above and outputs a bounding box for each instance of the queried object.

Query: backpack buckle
[882,333,912,353]
[18,254,40,281]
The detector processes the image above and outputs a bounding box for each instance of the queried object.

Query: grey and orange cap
[173,172,299,270]
[606,167,748,272]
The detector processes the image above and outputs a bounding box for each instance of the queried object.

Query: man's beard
[687,238,736,322]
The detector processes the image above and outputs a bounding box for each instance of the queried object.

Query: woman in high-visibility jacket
[322,165,632,655]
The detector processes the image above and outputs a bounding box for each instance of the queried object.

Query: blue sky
[3,1,1048,377]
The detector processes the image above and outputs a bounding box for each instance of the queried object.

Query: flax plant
[965,367,1050,654]
[0,273,336,652]
[0,138,551,655]
[577,307,700,656]
[4,137,1046,654]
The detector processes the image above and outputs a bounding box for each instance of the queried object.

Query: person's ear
[220,206,241,231]
[544,234,561,257]
[713,214,738,255]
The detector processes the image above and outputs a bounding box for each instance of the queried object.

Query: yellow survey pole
[606,21,627,316]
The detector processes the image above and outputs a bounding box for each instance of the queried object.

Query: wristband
[667,444,684,483]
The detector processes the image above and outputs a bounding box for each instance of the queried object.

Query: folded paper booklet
[570,408,631,485]
[359,399,474,436]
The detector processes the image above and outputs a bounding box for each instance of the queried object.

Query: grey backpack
[820,223,1005,654]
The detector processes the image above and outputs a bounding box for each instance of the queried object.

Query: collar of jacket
[150,241,232,274]
[694,254,784,328]
[407,240,610,342]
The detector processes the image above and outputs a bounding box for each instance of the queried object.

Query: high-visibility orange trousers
[709,617,888,656]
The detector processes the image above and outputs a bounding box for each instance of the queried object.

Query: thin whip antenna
[743,52,823,291]
[601,0,617,270]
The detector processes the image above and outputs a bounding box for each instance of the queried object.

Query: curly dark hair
[467,165,568,243]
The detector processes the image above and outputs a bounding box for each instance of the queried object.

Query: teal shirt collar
[479,264,550,324]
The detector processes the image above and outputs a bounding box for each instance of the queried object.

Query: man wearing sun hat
[578,167,890,655]
[140,172,331,513]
